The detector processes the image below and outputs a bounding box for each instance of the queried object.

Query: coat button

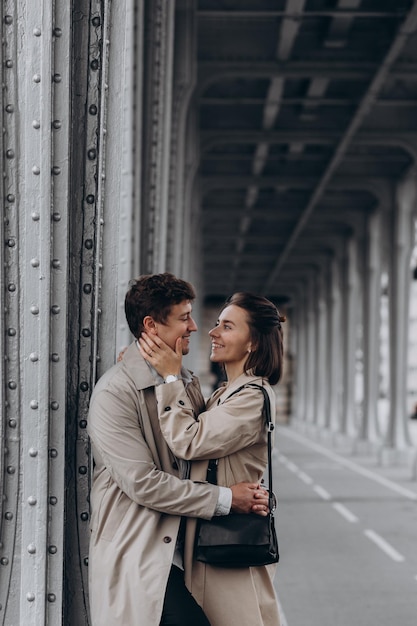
[164,406,171,411]
[163,536,172,544]
[179,400,185,406]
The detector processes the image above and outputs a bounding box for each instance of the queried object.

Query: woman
[139,292,285,626]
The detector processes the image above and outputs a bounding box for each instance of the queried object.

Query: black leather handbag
[195,384,279,568]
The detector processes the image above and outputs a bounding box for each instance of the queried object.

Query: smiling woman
[140,292,286,626]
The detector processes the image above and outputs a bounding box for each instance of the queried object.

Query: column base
[378,445,417,469]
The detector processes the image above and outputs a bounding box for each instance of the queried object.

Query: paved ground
[273,424,417,626]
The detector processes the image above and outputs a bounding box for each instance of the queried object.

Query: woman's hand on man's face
[138,332,183,379]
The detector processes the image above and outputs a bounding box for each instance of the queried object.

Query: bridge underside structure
[1,0,417,623]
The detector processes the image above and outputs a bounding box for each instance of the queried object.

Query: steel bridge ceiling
[196,0,417,305]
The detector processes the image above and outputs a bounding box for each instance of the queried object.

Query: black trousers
[160,565,211,626]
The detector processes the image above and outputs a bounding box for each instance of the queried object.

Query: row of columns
[292,174,417,468]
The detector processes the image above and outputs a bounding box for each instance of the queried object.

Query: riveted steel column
[16,0,70,623]
[326,254,342,433]
[359,210,383,446]
[305,272,318,424]
[315,264,328,428]
[382,172,417,460]
[0,1,21,622]
[340,236,359,439]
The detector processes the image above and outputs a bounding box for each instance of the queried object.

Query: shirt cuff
[214,486,232,516]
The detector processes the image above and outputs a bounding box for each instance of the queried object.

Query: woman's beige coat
[155,372,281,626]
[87,343,220,626]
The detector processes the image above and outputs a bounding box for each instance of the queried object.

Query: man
[87,273,269,626]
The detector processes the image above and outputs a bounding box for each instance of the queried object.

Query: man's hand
[230,482,270,516]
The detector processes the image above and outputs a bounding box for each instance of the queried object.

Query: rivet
[88,105,97,116]
[29,448,38,457]
[30,400,39,409]
[7,194,15,202]
[52,259,60,269]
[5,60,13,69]
[0,557,9,566]
[79,420,87,429]
[6,466,15,474]
[7,328,16,336]
[52,166,61,175]
[26,593,35,602]
[7,381,16,390]
[7,283,16,292]
[92,16,101,27]
[4,16,13,25]
[83,284,92,294]
[30,352,39,362]
[30,306,40,315]
[30,258,40,268]
[27,543,36,554]
[49,449,58,458]
[80,512,89,521]
[4,512,13,521]
[80,382,89,392]
[87,149,96,160]
[83,557,89,566]
[50,401,59,410]
[53,27,62,38]
[100,218,104,226]
[48,545,57,554]
[28,496,37,505]
[90,59,99,71]
[53,73,61,83]
[7,238,15,247]
[5,104,14,113]
[85,239,93,250]
[48,593,56,603]
[51,353,59,362]
[8,419,17,428]
[51,305,60,314]
[32,165,40,175]
[82,328,91,337]
[52,212,61,222]
[79,466,87,475]
[33,27,41,36]
[6,149,14,159]
[33,74,41,83]
[32,120,40,129]
[31,212,40,221]
[52,120,61,129]
[49,496,57,506]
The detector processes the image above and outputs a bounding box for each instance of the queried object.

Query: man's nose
[188,317,198,332]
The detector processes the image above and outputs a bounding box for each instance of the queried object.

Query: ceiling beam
[197,10,407,19]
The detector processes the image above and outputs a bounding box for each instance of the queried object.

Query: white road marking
[364,529,405,562]
[298,470,313,485]
[280,428,417,501]
[332,501,359,523]
[313,484,331,500]
[286,460,299,473]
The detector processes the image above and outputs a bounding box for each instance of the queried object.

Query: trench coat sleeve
[155,379,267,460]
[88,386,219,519]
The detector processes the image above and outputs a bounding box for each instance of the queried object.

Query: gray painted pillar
[315,265,328,427]
[382,172,417,459]
[340,236,360,438]
[305,273,318,423]
[326,254,342,432]
[293,286,308,421]
[359,210,383,445]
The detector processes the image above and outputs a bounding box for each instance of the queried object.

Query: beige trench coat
[87,343,220,626]
[155,372,281,626]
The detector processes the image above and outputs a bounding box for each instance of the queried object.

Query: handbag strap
[207,383,276,512]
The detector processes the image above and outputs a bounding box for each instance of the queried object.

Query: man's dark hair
[125,273,196,339]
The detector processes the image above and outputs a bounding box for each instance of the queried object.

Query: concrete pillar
[340,236,360,438]
[381,172,417,461]
[359,210,383,446]
[315,265,328,427]
[326,254,342,432]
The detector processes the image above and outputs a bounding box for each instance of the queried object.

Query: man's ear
[143,315,158,334]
